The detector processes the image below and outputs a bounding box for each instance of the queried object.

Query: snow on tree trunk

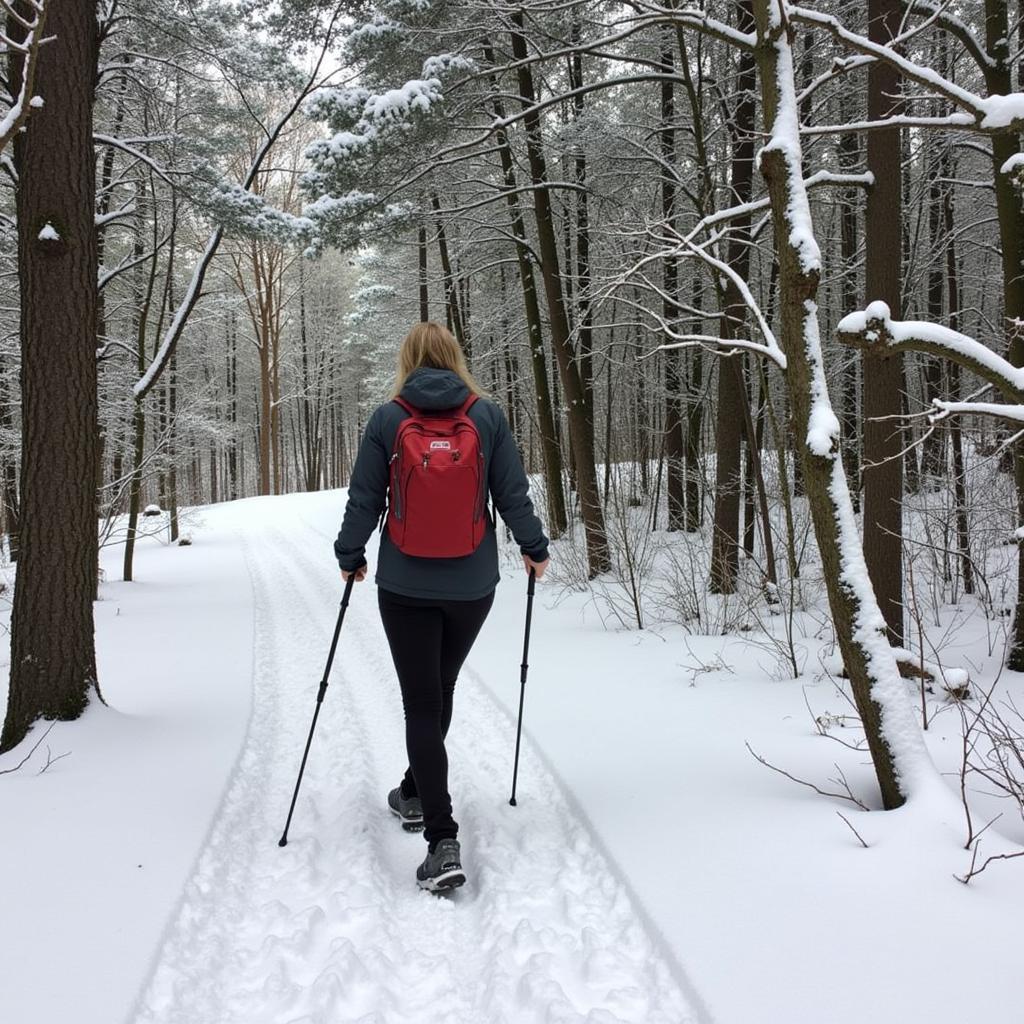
[751,0,937,809]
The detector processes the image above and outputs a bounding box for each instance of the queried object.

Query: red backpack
[385,394,487,558]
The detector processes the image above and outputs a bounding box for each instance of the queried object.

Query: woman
[334,321,550,892]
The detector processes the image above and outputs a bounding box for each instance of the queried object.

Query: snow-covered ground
[2,488,1023,1024]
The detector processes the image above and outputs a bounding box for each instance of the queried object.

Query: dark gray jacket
[334,367,549,600]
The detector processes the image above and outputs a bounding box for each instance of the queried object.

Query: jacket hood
[399,366,470,410]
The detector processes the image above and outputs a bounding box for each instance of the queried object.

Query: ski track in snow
[130,514,701,1024]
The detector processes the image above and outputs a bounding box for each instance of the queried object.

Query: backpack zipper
[390,451,402,521]
[474,450,486,521]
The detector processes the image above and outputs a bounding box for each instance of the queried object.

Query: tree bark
[431,192,469,361]
[482,37,567,537]
[418,224,429,320]
[944,186,973,595]
[510,12,609,575]
[838,101,861,511]
[710,0,757,593]
[3,0,100,752]
[862,0,905,645]
[659,30,686,531]
[983,0,1024,668]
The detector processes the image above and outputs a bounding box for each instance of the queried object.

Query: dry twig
[745,742,870,810]
[836,811,869,848]
[0,722,55,775]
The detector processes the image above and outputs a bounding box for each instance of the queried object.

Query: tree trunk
[838,110,861,512]
[228,313,238,500]
[482,37,567,536]
[2,393,20,562]
[418,224,429,321]
[510,14,609,574]
[431,192,469,361]
[710,0,757,593]
[984,0,1024,668]
[861,0,905,646]
[920,150,947,485]
[2,0,100,752]
[944,188,973,596]
[753,0,930,810]
[684,280,705,532]
[660,30,686,531]
[123,177,159,582]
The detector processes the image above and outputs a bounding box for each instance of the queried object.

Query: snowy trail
[130,513,701,1024]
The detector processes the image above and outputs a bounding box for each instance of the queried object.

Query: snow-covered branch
[789,5,1024,134]
[133,8,344,401]
[0,0,49,155]
[902,1,994,72]
[837,302,1024,402]
[930,400,1024,425]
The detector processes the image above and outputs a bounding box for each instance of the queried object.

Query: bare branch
[746,742,870,810]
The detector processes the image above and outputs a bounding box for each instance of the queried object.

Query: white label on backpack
[430,440,452,450]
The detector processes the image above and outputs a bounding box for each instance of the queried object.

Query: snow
[37,222,59,241]
[932,399,1024,424]
[422,53,477,78]
[757,8,822,278]
[2,490,1024,1024]
[345,16,402,46]
[1000,152,1024,177]
[863,299,890,323]
[29,96,44,109]
[980,94,1024,131]
[305,77,443,189]
[0,515,253,1024]
[365,79,441,121]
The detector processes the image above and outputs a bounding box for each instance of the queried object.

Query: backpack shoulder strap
[393,396,417,416]
[457,393,479,417]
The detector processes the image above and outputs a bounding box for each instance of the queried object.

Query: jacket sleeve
[487,404,550,561]
[334,406,390,571]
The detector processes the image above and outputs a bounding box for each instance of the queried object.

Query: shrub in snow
[143,504,162,518]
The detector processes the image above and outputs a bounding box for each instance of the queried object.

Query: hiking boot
[416,838,465,892]
[387,787,424,831]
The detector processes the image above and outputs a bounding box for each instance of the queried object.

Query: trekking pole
[509,567,536,806]
[278,574,355,847]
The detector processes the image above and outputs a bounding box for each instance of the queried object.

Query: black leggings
[377,587,495,847]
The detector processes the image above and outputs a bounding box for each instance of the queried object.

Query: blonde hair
[391,321,484,398]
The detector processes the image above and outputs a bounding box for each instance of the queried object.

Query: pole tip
[509,797,517,807]
[278,836,288,847]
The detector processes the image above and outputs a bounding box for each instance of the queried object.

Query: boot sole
[417,869,466,893]
[389,805,424,832]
